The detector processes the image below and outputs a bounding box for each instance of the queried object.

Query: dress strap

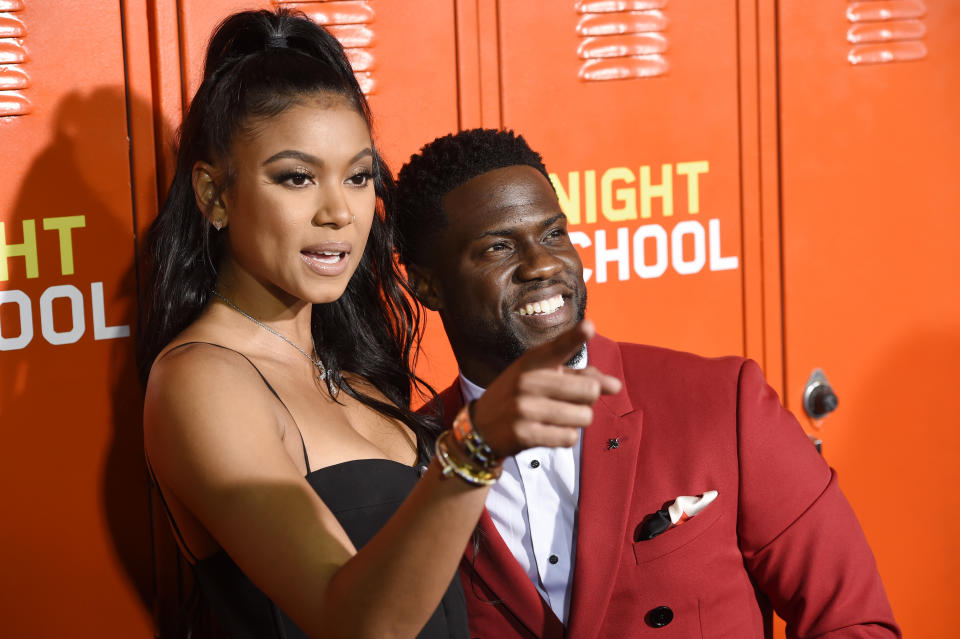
[145,454,200,564]
[159,341,312,472]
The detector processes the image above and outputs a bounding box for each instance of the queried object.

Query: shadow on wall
[0,86,155,629]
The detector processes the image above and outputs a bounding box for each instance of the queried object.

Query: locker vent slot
[846,0,928,65]
[0,0,29,116]
[273,0,376,94]
[575,0,669,82]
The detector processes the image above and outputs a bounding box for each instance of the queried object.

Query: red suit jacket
[431,334,899,639]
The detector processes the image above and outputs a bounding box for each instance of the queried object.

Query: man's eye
[485,242,509,253]
[547,228,566,239]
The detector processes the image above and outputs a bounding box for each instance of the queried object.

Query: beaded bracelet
[452,401,501,469]
[435,430,502,486]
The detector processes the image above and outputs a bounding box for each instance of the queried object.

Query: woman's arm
[145,321,618,639]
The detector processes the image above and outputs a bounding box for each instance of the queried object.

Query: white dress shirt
[458,352,585,625]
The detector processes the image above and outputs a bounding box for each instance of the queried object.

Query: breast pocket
[631,503,723,565]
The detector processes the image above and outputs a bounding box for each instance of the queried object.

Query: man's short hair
[395,128,551,267]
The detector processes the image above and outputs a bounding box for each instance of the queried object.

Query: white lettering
[39,284,85,345]
[594,228,630,283]
[0,289,33,350]
[91,282,130,340]
[569,231,593,283]
[571,220,739,284]
[632,224,668,279]
[671,221,706,275]
[709,219,738,271]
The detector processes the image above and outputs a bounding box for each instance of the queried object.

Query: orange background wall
[1,1,957,637]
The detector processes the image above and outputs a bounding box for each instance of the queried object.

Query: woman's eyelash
[271,168,372,187]
[273,169,314,186]
[348,170,374,186]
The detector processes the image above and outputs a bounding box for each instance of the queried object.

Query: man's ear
[192,161,228,229]
[405,263,443,311]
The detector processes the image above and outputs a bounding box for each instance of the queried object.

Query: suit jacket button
[645,605,674,628]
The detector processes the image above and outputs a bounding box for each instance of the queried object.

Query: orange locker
[2,1,957,637]
[778,1,960,636]
[424,0,784,393]
[169,0,459,184]
[0,0,155,636]
[493,1,750,363]
[456,1,957,636]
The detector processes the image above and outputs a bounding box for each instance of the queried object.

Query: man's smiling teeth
[518,294,565,316]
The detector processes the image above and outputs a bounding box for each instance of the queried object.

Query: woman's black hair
[138,9,440,460]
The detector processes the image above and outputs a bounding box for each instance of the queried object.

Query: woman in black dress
[139,9,609,639]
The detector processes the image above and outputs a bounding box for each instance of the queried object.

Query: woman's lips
[300,244,351,276]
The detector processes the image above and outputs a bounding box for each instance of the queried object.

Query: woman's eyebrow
[349,148,373,164]
[261,148,373,166]
[262,149,321,166]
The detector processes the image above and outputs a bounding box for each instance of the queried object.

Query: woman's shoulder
[150,338,257,391]
[143,334,301,493]
[144,336,282,440]
[156,338,250,370]
[149,310,262,388]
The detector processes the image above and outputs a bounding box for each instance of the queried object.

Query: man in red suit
[395,129,899,638]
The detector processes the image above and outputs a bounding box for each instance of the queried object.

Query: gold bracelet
[452,402,501,469]
[435,430,501,486]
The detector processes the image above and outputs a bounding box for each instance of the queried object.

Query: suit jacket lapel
[437,382,564,638]
[434,383,464,428]
[464,510,565,638]
[566,335,641,639]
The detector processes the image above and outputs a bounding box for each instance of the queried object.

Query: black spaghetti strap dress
[150,342,469,639]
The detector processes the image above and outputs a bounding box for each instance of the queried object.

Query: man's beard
[468,287,588,372]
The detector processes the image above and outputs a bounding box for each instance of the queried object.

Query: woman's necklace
[211,289,338,396]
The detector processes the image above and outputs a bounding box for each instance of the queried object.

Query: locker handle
[802,368,839,420]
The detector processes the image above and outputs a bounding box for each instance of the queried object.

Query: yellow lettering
[584,170,597,224]
[640,164,674,218]
[42,215,86,276]
[676,161,709,214]
[600,167,637,222]
[0,220,39,281]
[550,172,581,225]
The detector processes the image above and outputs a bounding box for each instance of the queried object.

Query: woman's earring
[212,217,226,231]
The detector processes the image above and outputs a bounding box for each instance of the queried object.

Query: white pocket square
[635,490,719,541]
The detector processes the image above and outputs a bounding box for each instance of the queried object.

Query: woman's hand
[471,319,622,456]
